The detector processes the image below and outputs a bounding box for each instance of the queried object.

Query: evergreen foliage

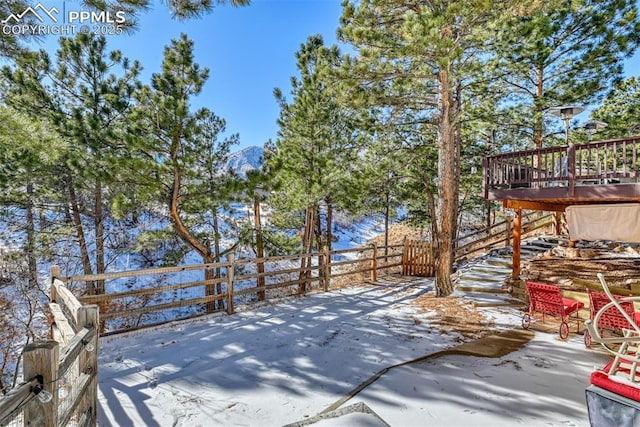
[488,0,640,149]
[134,33,240,268]
[2,34,141,291]
[592,76,640,139]
[269,35,359,252]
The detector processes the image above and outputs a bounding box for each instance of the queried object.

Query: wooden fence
[402,240,435,276]
[0,267,99,427]
[62,243,404,336]
[401,212,557,277]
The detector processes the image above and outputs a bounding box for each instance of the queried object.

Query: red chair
[584,288,640,348]
[522,281,584,340]
[586,274,640,403]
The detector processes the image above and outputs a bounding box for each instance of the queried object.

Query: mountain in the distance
[224,146,264,178]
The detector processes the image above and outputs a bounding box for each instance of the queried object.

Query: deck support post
[512,209,522,280]
[554,212,563,235]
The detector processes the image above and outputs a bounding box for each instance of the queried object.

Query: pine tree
[592,76,640,139]
[0,107,67,287]
[489,0,640,148]
[136,34,239,311]
[2,35,141,291]
[339,0,529,296]
[269,35,358,291]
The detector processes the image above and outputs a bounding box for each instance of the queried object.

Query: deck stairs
[452,236,566,307]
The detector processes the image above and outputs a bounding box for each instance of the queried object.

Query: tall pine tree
[339,0,530,296]
[135,34,239,310]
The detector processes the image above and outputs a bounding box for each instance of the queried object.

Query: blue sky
[52,0,344,150]
[12,0,640,150]
[125,0,344,150]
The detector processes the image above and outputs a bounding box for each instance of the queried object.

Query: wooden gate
[402,240,435,277]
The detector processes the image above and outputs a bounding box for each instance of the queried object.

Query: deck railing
[484,136,640,198]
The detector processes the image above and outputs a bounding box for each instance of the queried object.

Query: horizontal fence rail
[484,136,640,197]
[63,243,404,336]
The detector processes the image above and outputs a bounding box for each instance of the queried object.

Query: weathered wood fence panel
[63,244,404,336]
[0,266,99,427]
[402,240,435,277]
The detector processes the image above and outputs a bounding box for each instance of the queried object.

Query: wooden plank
[58,327,93,375]
[49,303,75,346]
[226,254,235,315]
[234,263,321,281]
[233,252,316,266]
[377,262,402,270]
[330,247,372,256]
[67,261,233,283]
[374,253,402,261]
[331,267,372,279]
[52,279,82,326]
[233,276,322,297]
[23,341,59,427]
[329,259,361,268]
[0,379,38,422]
[78,277,228,304]
[101,294,227,320]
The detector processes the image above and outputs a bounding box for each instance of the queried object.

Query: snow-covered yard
[97,278,610,426]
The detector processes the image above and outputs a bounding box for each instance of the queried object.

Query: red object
[584,289,640,347]
[523,281,584,340]
[591,360,640,402]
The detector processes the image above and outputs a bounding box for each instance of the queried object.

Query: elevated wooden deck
[484,136,640,210]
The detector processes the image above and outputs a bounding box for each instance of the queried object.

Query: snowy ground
[97,278,610,427]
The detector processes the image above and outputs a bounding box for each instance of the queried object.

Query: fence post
[568,143,576,196]
[554,212,563,235]
[23,341,59,427]
[50,265,61,302]
[226,254,235,315]
[370,243,378,282]
[323,246,330,292]
[77,304,99,424]
[512,209,522,280]
[402,237,407,275]
[505,216,512,247]
[429,242,435,277]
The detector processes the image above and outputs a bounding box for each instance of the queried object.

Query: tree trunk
[384,190,390,261]
[212,208,224,310]
[254,196,265,301]
[299,206,315,293]
[434,66,458,297]
[25,183,37,288]
[532,64,545,150]
[65,173,94,293]
[325,197,333,252]
[169,142,216,311]
[94,179,105,294]
[315,205,322,250]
